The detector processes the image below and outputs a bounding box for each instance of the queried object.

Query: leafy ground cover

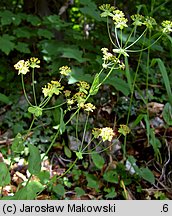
[0,0,172,200]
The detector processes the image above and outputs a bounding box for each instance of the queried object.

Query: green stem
[125,28,147,50]
[127,34,162,52]
[107,17,118,48]
[39,96,51,108]
[80,112,89,151]
[83,139,102,153]
[123,39,146,159]
[115,27,121,48]
[32,68,37,106]
[145,30,151,144]
[42,130,60,161]
[43,102,66,110]
[75,110,79,141]
[56,158,78,180]
[98,64,116,88]
[21,75,32,106]
[123,26,136,48]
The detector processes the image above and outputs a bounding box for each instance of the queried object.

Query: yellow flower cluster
[99,4,128,29]
[101,48,125,69]
[42,80,64,97]
[92,127,115,142]
[118,124,130,136]
[162,20,172,33]
[59,66,71,76]
[14,57,40,75]
[82,103,96,112]
[29,57,40,69]
[112,9,128,29]
[131,14,145,26]
[14,60,29,75]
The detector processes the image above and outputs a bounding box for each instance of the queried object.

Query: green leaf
[80,0,101,21]
[68,67,92,84]
[139,167,155,184]
[26,15,41,25]
[0,34,15,55]
[131,114,145,128]
[125,56,132,91]
[151,58,172,105]
[104,187,117,199]
[85,173,99,190]
[37,170,50,185]
[37,29,54,39]
[0,10,14,25]
[28,144,41,175]
[162,102,172,125]
[11,133,24,153]
[91,152,105,169]
[89,73,99,95]
[64,146,72,158]
[15,42,30,54]
[13,27,33,38]
[75,187,85,197]
[0,93,11,104]
[105,76,130,96]
[28,106,42,117]
[0,162,10,187]
[76,151,83,160]
[53,184,65,196]
[12,182,44,200]
[103,170,119,183]
[61,47,87,63]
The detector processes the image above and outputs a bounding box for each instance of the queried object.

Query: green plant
[1,2,172,200]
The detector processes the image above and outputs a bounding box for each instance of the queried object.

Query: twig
[0,139,14,145]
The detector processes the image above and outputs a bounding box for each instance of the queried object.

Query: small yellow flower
[42,80,63,97]
[99,127,115,142]
[92,128,101,138]
[77,81,90,89]
[14,60,30,75]
[67,99,74,105]
[59,66,71,76]
[64,90,71,97]
[83,103,96,112]
[51,80,61,86]
[118,124,130,136]
[92,127,115,142]
[162,20,172,33]
[112,9,128,29]
[29,57,40,69]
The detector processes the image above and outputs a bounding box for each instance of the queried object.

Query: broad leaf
[91,152,105,169]
[11,133,24,153]
[64,146,72,158]
[75,187,85,197]
[0,34,15,55]
[28,106,42,117]
[0,93,11,104]
[140,167,155,184]
[53,184,65,196]
[0,162,10,187]
[162,102,172,125]
[12,182,44,200]
[28,144,41,175]
[15,42,30,54]
[86,173,99,190]
[61,47,87,63]
[89,73,99,95]
[103,170,118,183]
